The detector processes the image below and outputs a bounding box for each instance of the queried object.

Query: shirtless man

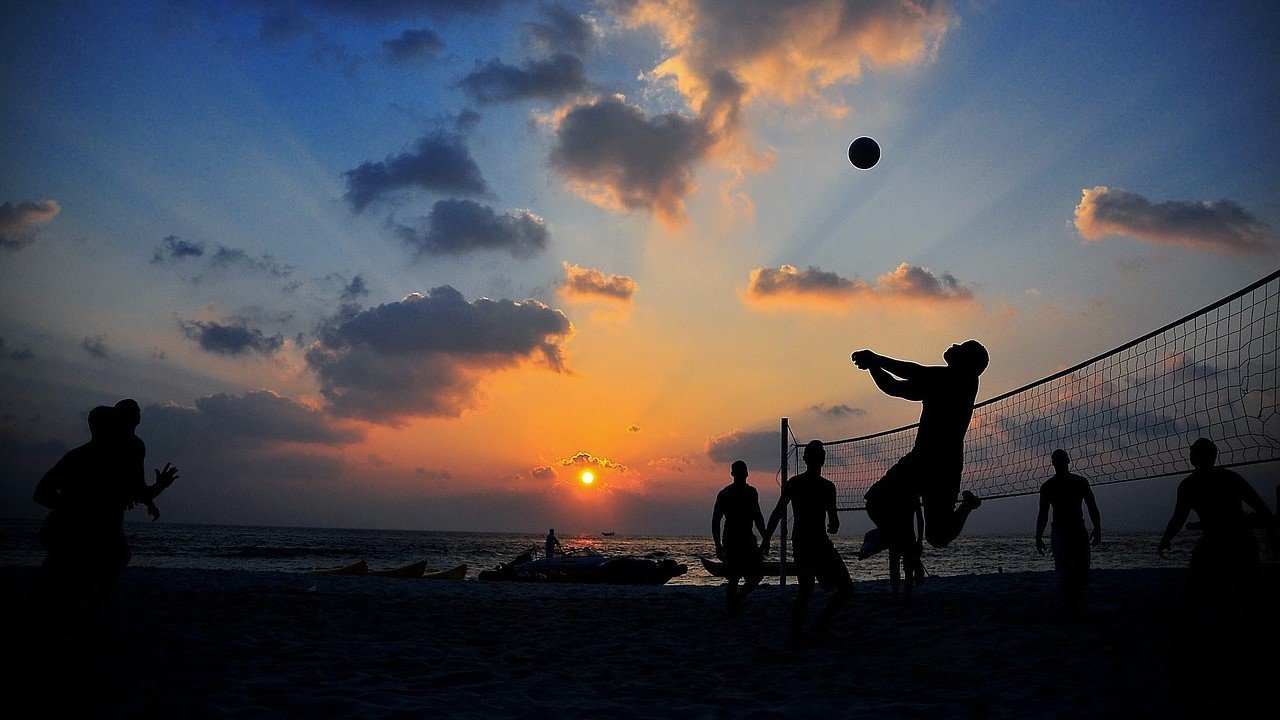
[1035,449,1101,618]
[761,441,852,642]
[1158,438,1275,621]
[712,460,767,616]
[852,341,988,555]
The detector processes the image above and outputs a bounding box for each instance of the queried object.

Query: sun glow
[580,470,596,485]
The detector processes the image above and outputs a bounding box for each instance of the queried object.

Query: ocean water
[0,519,1202,586]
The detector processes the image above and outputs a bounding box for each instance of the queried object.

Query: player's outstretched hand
[155,462,180,488]
[851,349,877,369]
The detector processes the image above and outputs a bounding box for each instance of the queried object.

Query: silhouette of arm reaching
[712,495,726,560]
[1239,477,1277,549]
[754,493,767,541]
[1084,483,1102,546]
[33,455,73,510]
[760,483,791,553]
[1034,487,1051,555]
[825,482,839,536]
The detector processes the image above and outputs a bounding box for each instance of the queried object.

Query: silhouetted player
[852,341,988,554]
[545,529,562,559]
[712,460,767,616]
[1158,438,1275,620]
[762,440,852,642]
[1035,449,1101,618]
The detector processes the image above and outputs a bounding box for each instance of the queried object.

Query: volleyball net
[786,269,1280,511]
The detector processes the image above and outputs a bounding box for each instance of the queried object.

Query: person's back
[913,365,980,459]
[1042,472,1091,528]
[1177,467,1253,537]
[787,472,837,552]
[716,482,761,544]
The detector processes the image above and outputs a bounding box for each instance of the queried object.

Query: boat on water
[423,563,467,580]
[479,548,686,585]
[699,556,800,578]
[370,559,429,578]
[601,531,616,537]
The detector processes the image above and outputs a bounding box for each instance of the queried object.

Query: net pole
[779,417,788,587]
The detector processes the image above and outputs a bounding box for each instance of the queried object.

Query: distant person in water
[1035,449,1101,619]
[546,529,562,559]
[1158,438,1275,622]
[852,341,988,557]
[712,460,767,616]
[762,440,852,643]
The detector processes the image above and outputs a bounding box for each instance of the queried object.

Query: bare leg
[791,575,815,642]
[813,585,851,635]
[725,575,741,616]
[923,492,981,548]
[888,548,901,601]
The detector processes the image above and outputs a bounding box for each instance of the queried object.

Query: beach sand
[2,564,1274,718]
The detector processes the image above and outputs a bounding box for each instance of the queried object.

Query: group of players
[712,341,1276,642]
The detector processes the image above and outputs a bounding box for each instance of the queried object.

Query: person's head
[87,405,117,442]
[1189,437,1218,470]
[1051,449,1069,471]
[731,460,748,481]
[802,440,825,470]
[943,340,989,376]
[115,398,141,430]
[548,528,555,535]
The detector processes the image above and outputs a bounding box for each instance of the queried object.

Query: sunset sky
[3,1,1277,535]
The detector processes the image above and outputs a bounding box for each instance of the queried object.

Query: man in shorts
[1035,449,1102,618]
[852,340,988,556]
[762,440,853,643]
[712,460,767,616]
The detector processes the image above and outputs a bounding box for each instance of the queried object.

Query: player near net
[851,340,989,557]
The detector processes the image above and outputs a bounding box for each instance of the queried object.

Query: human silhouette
[852,341,988,555]
[1035,449,1101,619]
[712,460,767,616]
[115,399,160,522]
[761,440,853,643]
[545,528,562,559]
[1158,438,1276,623]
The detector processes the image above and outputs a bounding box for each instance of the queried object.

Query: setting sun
[580,471,595,485]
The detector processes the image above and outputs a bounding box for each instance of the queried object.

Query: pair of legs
[1178,534,1261,627]
[725,573,763,616]
[1051,527,1091,619]
[790,543,852,642]
[866,452,979,552]
[722,541,763,616]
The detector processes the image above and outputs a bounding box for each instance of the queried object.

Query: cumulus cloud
[340,275,369,301]
[300,0,505,22]
[745,263,973,307]
[628,425,641,433]
[647,455,692,473]
[459,53,589,104]
[559,262,637,302]
[705,428,778,473]
[80,336,109,360]
[181,319,285,357]
[550,96,713,226]
[343,132,487,213]
[161,390,364,445]
[382,27,444,64]
[1074,186,1274,255]
[524,3,596,54]
[151,235,206,263]
[615,0,953,111]
[393,199,549,258]
[209,245,295,278]
[305,286,573,423]
[0,199,60,249]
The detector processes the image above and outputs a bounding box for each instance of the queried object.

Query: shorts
[1051,524,1091,592]
[794,540,852,592]
[721,538,763,578]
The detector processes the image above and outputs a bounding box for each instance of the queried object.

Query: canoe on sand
[314,560,368,575]
[699,556,799,578]
[370,559,429,578]
[423,563,467,580]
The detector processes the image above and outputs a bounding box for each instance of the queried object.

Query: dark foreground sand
[2,565,1275,719]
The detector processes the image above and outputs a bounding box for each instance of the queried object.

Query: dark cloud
[628,425,641,433]
[159,391,364,445]
[210,245,295,278]
[393,199,549,258]
[458,53,589,104]
[550,96,712,225]
[258,11,314,42]
[181,319,285,356]
[705,428,778,473]
[1074,186,1274,255]
[302,0,507,23]
[560,262,636,302]
[524,3,596,54]
[0,199,60,249]
[382,27,445,64]
[0,336,34,361]
[810,404,865,418]
[745,263,973,306]
[340,275,369,301]
[305,286,573,423]
[151,234,206,263]
[343,132,487,213]
[80,336,109,360]
[454,109,482,132]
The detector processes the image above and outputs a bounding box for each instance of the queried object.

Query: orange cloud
[744,262,974,309]
[559,262,638,303]
[1074,186,1274,255]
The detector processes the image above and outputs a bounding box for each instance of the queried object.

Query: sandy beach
[2,564,1274,719]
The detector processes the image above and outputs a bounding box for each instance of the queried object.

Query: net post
[779,417,788,587]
